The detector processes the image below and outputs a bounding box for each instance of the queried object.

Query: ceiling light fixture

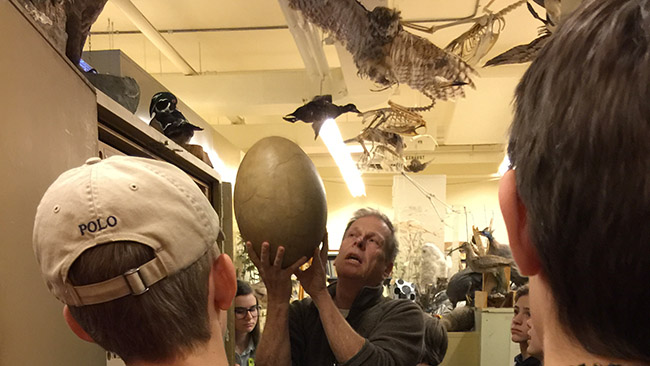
[319,118,366,197]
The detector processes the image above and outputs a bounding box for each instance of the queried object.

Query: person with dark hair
[247,207,424,366]
[511,286,540,366]
[417,315,448,366]
[235,280,261,366]
[31,156,237,366]
[499,0,650,365]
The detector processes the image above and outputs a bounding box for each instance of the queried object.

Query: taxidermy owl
[287,0,475,104]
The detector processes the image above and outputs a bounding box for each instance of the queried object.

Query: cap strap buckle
[124,267,149,296]
[71,257,167,305]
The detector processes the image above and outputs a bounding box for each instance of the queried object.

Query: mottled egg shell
[234,136,327,268]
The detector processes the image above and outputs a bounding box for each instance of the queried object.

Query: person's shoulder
[380,296,422,312]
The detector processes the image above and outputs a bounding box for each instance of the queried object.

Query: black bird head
[149,91,178,117]
[283,114,299,123]
[341,103,361,115]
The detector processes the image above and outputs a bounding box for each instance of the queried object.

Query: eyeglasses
[234,305,259,319]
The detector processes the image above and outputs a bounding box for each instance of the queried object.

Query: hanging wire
[400,172,462,228]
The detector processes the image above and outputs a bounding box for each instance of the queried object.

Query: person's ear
[498,169,541,276]
[62,306,95,343]
[210,253,237,310]
[383,262,394,279]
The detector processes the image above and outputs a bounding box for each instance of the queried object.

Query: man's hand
[294,234,329,301]
[246,241,307,302]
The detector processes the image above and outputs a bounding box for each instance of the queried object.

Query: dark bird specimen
[474,227,528,286]
[446,267,483,306]
[149,92,203,146]
[283,95,360,139]
[404,158,434,173]
[449,241,513,296]
[483,0,577,67]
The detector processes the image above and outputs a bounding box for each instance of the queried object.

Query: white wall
[321,176,509,251]
[446,179,508,245]
[322,179,393,251]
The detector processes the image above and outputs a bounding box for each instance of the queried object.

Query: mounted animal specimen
[283,95,361,139]
[484,0,583,66]
[286,0,475,105]
[444,0,527,66]
[17,0,109,66]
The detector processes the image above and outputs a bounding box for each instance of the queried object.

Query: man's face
[334,216,393,287]
[511,295,531,343]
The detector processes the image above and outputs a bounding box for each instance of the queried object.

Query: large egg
[234,136,327,268]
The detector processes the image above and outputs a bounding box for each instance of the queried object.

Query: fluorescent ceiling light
[319,118,366,197]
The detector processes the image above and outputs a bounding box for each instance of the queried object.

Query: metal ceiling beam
[110,0,197,75]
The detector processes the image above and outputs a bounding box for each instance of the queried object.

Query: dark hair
[236,279,261,347]
[508,0,650,361]
[514,285,529,303]
[68,242,216,363]
[419,315,448,366]
[343,208,399,263]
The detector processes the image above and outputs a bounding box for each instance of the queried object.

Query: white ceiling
[85,0,543,183]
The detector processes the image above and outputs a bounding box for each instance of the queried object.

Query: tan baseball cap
[33,156,221,306]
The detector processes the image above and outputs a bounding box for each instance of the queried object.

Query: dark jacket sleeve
[342,300,424,366]
[288,298,309,366]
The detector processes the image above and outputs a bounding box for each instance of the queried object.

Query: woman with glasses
[235,280,260,366]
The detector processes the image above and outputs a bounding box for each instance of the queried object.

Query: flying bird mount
[283,95,361,139]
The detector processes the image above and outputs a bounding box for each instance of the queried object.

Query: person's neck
[519,342,530,360]
[333,278,364,309]
[235,330,250,353]
[542,322,638,366]
[530,276,635,366]
[128,315,228,366]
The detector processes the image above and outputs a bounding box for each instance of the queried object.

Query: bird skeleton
[484,0,583,67]
[359,100,430,136]
[444,0,527,66]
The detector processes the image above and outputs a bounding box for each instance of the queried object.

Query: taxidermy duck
[149,92,203,146]
[283,95,361,139]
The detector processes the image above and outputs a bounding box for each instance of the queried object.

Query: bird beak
[447,246,460,256]
[283,115,297,122]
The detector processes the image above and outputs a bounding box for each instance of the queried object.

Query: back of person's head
[32,156,235,363]
[508,0,650,361]
[419,315,448,366]
[344,208,399,262]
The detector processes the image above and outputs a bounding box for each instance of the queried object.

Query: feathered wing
[389,31,475,101]
[483,32,551,67]
[288,0,474,103]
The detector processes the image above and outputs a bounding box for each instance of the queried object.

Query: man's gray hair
[343,208,399,263]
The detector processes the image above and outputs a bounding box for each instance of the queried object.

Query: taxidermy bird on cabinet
[283,95,361,139]
[474,226,527,286]
[286,0,475,106]
[149,92,203,146]
[448,241,513,296]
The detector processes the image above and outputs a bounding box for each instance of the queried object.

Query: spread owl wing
[288,0,475,104]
